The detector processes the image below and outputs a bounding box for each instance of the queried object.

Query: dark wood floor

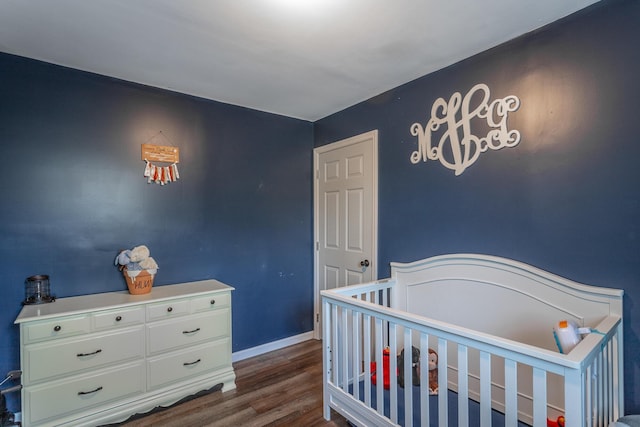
[116,339,350,427]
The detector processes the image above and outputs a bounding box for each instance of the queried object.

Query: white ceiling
[0,0,599,121]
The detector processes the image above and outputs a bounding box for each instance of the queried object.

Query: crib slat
[564,369,583,427]
[331,304,339,385]
[390,330,399,401]
[586,362,592,427]
[610,336,618,425]
[458,344,469,427]
[363,313,372,407]
[613,328,623,422]
[479,350,492,427]
[596,350,603,426]
[352,310,360,401]
[532,367,547,427]
[420,332,430,427]
[389,323,398,424]
[591,352,598,427]
[322,301,332,420]
[375,317,384,416]
[341,308,349,392]
[380,290,389,353]
[604,343,611,425]
[609,336,618,424]
[604,346,609,424]
[438,338,448,427]
[404,328,414,427]
[504,359,517,426]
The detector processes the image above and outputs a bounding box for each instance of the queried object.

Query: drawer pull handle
[78,386,103,396]
[77,349,102,357]
[182,327,201,334]
[115,316,122,322]
[183,358,201,366]
[167,307,173,312]
[210,299,216,305]
[53,325,62,332]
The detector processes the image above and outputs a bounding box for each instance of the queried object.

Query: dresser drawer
[191,292,230,313]
[93,306,144,330]
[147,339,231,390]
[24,360,145,426]
[146,299,189,321]
[24,326,144,384]
[147,310,229,355]
[23,315,91,344]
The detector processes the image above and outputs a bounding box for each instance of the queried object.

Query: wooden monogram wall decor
[409,83,521,176]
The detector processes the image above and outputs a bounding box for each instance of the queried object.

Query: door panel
[346,188,364,251]
[324,191,340,248]
[314,130,378,338]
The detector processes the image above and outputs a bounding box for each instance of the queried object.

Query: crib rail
[322,280,623,427]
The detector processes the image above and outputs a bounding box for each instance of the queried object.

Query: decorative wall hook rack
[141,131,180,185]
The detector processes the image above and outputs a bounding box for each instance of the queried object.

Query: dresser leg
[221,378,237,392]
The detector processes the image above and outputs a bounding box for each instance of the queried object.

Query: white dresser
[14,280,236,427]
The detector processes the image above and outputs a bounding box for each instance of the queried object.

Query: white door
[313,130,378,339]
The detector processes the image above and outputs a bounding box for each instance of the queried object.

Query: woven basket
[123,268,154,295]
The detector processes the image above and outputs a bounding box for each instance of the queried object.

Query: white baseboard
[232,331,315,362]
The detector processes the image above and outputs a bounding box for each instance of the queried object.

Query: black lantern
[23,275,55,305]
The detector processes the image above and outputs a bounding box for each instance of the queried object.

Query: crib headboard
[390,253,623,351]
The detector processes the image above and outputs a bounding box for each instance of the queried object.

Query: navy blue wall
[0,53,313,411]
[315,0,640,414]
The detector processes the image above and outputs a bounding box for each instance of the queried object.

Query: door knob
[360,259,370,267]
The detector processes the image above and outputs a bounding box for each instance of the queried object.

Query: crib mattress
[351,380,530,427]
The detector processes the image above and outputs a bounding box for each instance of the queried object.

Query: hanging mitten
[148,164,156,184]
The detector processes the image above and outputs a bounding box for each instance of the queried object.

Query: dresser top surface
[15,279,234,324]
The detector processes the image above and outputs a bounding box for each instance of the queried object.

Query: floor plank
[113,339,350,427]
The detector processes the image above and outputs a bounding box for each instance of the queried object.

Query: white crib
[322,254,624,427]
